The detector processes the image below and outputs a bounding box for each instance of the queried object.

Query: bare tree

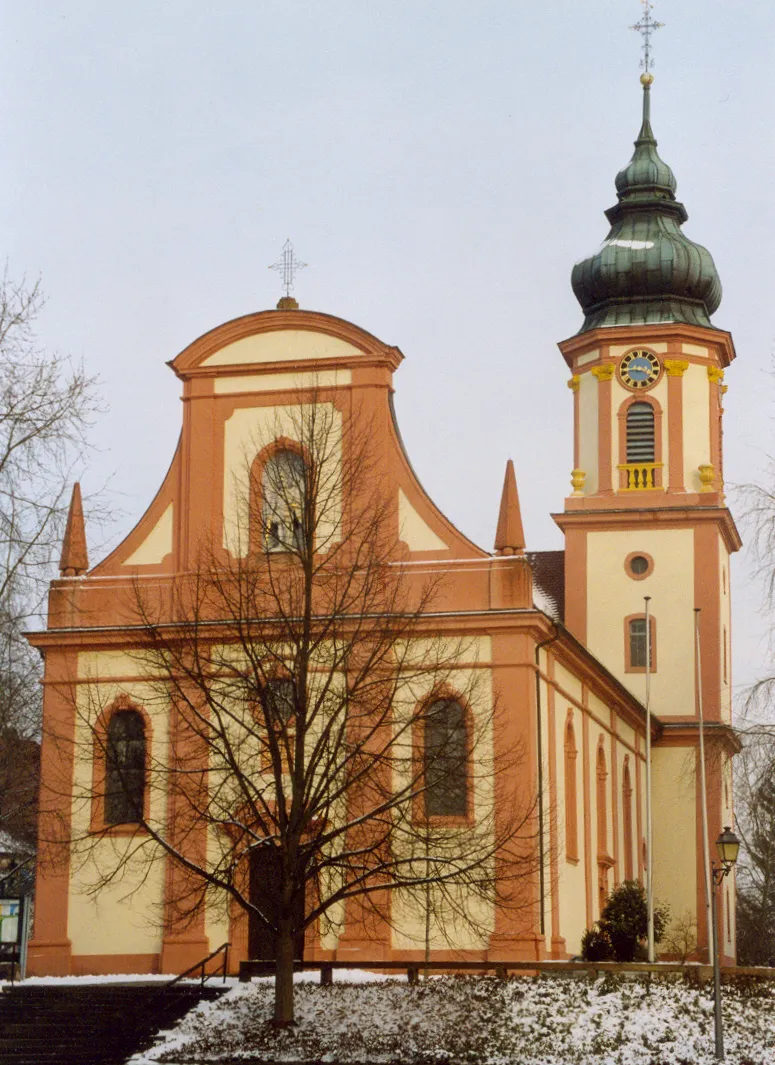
[72,397,536,1025]
[737,456,775,717]
[733,450,775,963]
[733,727,775,965]
[0,271,100,851]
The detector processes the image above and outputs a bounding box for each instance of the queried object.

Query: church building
[27,74,739,976]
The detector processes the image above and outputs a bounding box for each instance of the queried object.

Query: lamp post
[710,825,740,1061]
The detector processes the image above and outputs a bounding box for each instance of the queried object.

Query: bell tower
[554,72,741,960]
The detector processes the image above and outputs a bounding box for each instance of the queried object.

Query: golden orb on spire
[640,72,654,86]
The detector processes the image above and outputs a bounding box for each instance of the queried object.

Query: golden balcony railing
[617,462,663,491]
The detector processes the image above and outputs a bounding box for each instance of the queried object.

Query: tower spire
[60,483,89,577]
[494,460,525,556]
[570,4,721,335]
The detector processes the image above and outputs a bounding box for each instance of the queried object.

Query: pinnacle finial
[494,460,525,556]
[60,482,89,577]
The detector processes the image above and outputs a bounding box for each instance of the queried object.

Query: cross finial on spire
[269,239,307,302]
[630,1,664,76]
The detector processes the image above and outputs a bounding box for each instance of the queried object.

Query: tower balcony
[617,462,663,491]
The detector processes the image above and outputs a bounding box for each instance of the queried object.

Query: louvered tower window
[625,403,655,463]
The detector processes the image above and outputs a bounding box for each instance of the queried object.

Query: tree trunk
[273,917,296,1027]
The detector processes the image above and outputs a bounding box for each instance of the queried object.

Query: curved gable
[170,309,403,377]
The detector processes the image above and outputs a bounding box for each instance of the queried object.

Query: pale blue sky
[1,1,773,695]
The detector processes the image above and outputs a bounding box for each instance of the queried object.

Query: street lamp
[710,825,740,1061]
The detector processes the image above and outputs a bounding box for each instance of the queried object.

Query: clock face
[619,349,661,390]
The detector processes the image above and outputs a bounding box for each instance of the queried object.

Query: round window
[624,552,654,580]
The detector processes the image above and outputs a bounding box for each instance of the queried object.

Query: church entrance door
[248,847,304,961]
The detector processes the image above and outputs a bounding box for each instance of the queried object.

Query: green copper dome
[572,82,722,333]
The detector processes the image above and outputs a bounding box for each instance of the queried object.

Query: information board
[0,899,20,944]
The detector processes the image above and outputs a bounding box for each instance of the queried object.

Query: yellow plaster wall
[609,343,668,360]
[617,719,635,751]
[204,828,231,952]
[586,527,695,717]
[123,503,174,566]
[682,363,710,492]
[398,488,448,551]
[588,691,611,731]
[68,840,166,957]
[681,343,709,358]
[578,372,598,495]
[68,659,170,957]
[202,330,363,366]
[575,349,599,368]
[214,369,352,394]
[652,746,698,929]
[553,662,582,706]
[391,662,495,951]
[222,402,342,557]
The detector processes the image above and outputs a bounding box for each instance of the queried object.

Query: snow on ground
[130,970,775,1065]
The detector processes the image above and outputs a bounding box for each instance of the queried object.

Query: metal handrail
[166,942,230,990]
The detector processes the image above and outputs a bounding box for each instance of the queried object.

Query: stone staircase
[0,981,227,1065]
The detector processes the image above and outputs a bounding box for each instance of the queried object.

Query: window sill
[89,823,150,838]
[414,813,475,828]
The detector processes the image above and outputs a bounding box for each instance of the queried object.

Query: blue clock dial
[619,350,660,390]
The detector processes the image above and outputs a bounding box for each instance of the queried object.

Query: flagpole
[695,607,713,964]
[644,595,654,963]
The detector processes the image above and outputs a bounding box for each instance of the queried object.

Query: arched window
[261,449,307,552]
[105,710,146,825]
[626,402,655,463]
[622,758,633,881]
[424,699,468,817]
[625,614,657,672]
[564,717,578,862]
[261,677,296,774]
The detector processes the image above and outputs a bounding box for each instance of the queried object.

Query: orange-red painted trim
[581,688,592,929]
[622,757,634,881]
[558,323,736,370]
[564,711,579,863]
[597,366,614,495]
[666,370,685,493]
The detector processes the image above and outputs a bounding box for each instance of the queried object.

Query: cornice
[557,322,736,370]
[658,720,742,755]
[553,505,742,554]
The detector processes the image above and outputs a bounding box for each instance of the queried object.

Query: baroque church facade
[28,77,739,976]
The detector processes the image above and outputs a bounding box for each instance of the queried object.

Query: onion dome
[571,76,722,333]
